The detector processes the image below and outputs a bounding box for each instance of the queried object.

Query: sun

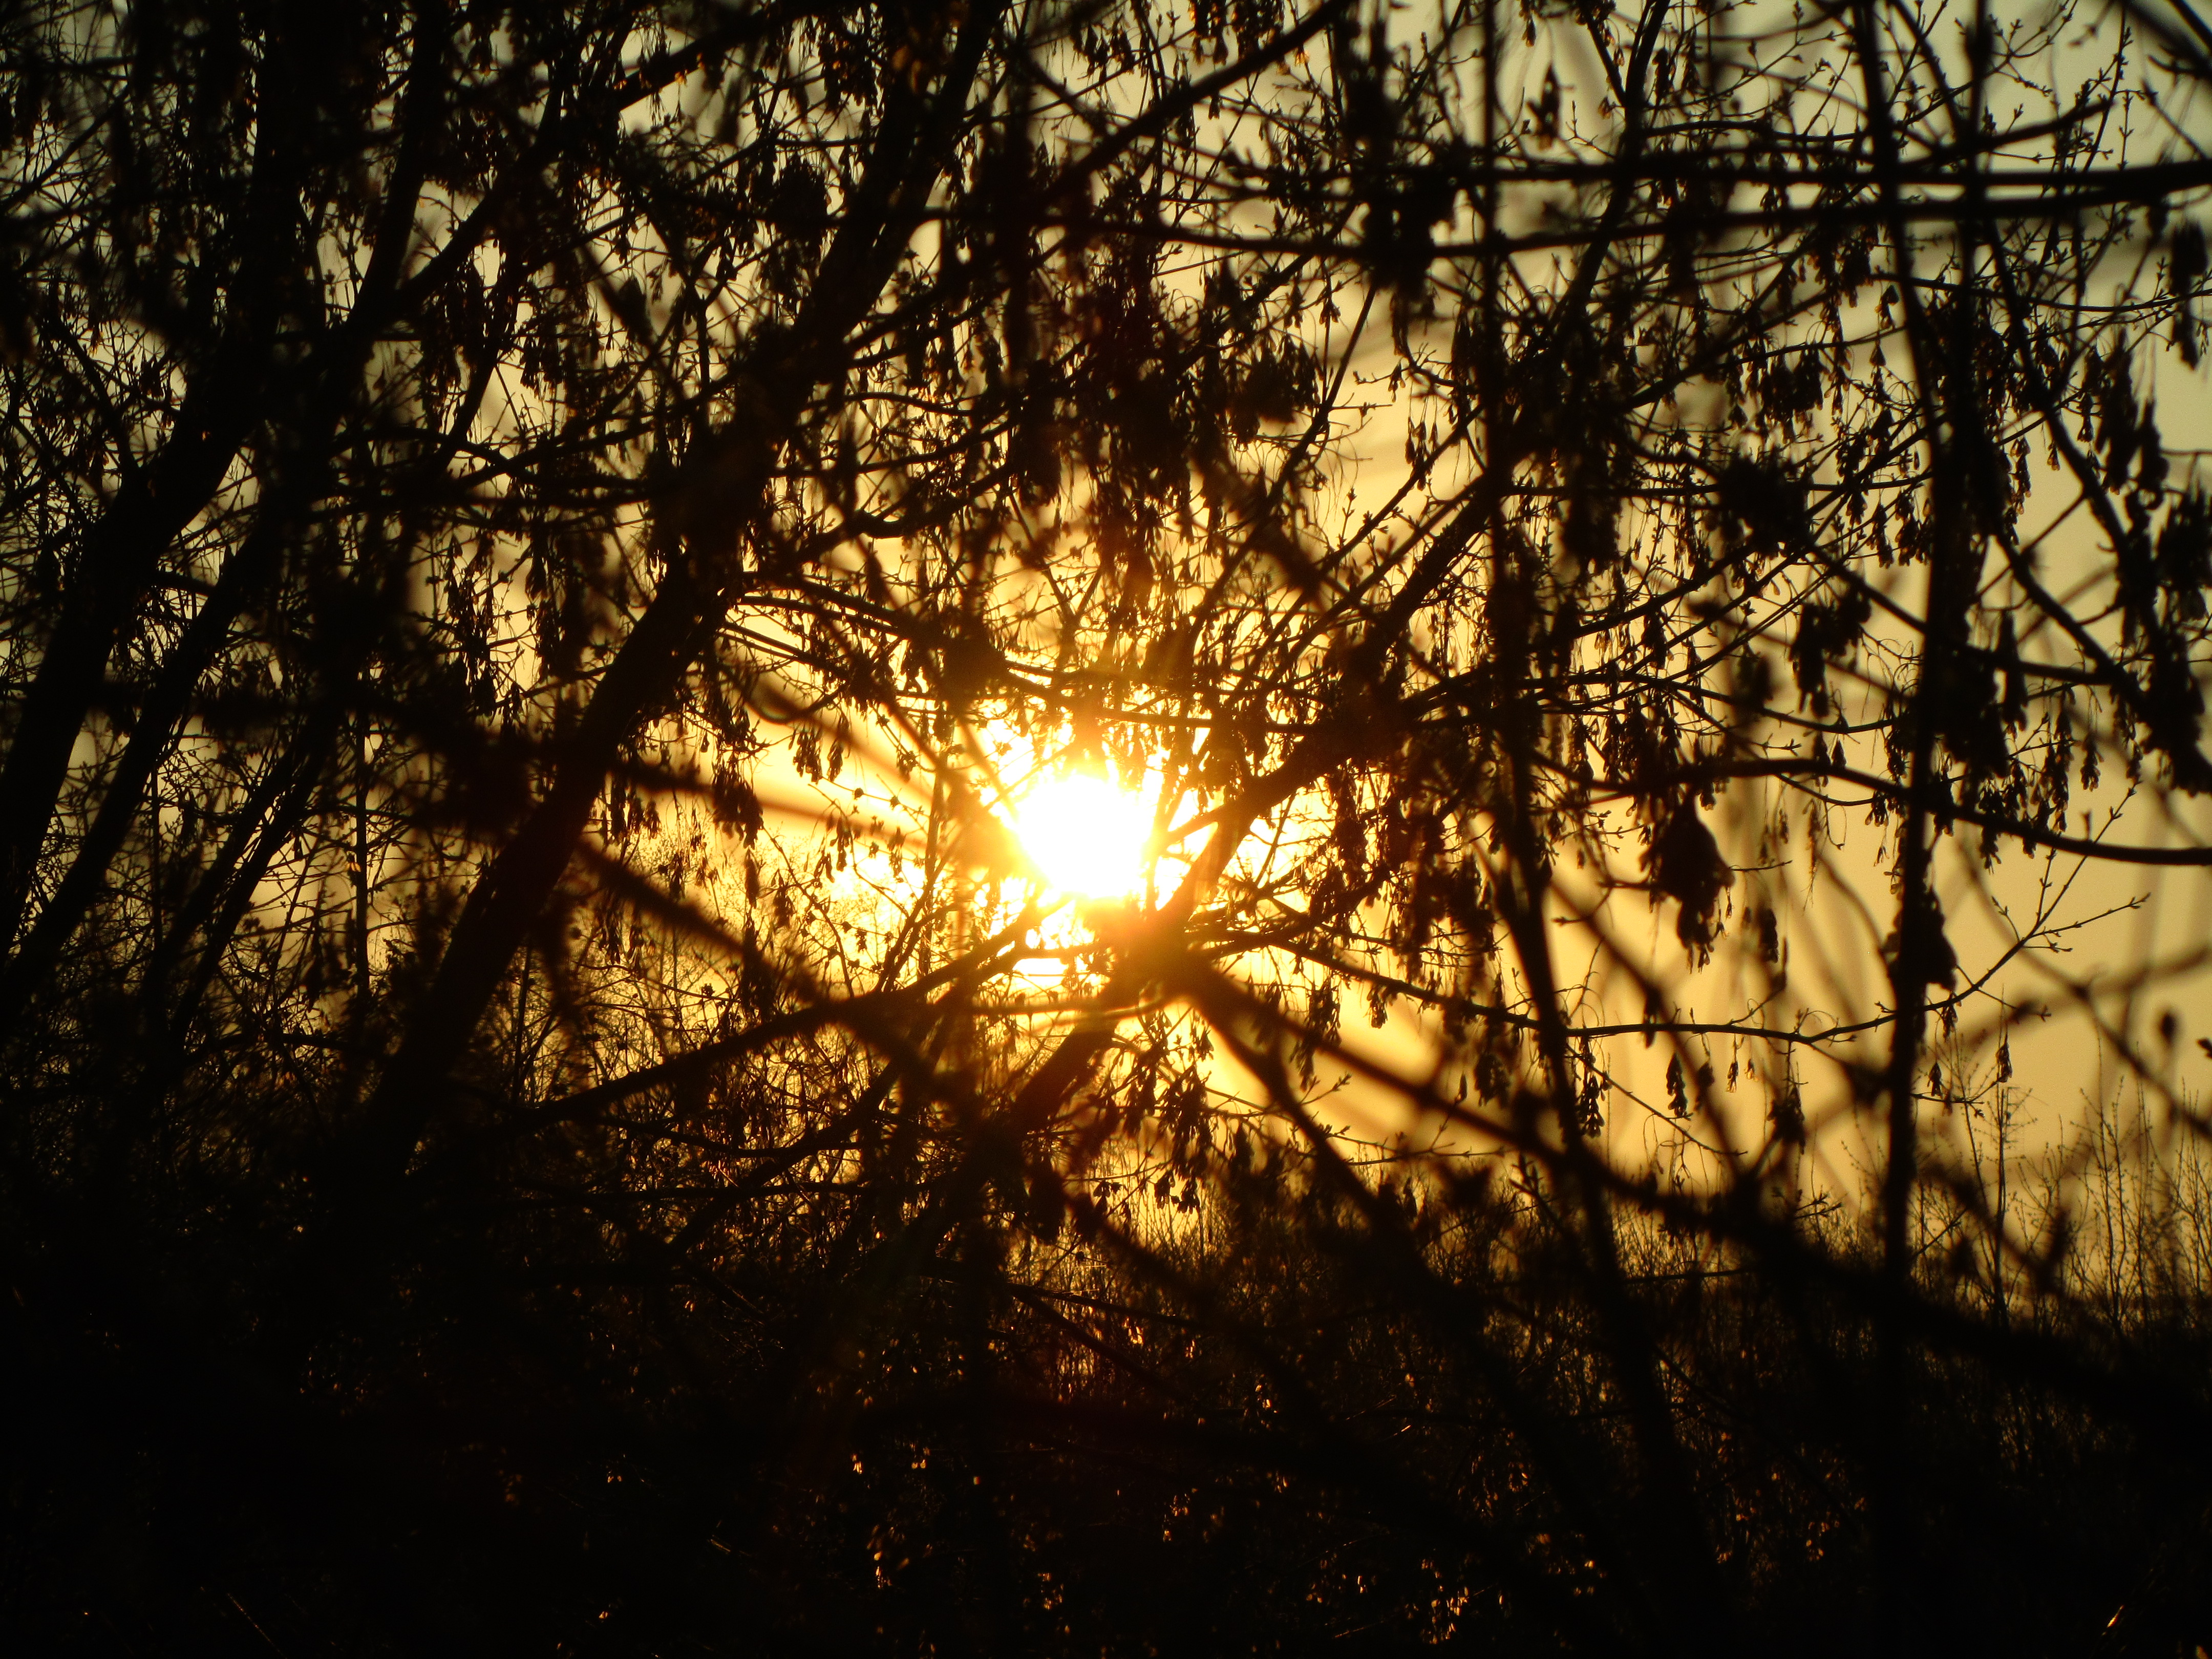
[1004,768,1156,899]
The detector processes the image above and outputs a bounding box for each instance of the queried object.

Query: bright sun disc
[1007,770,1154,898]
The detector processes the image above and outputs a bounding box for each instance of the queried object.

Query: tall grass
[696,1104,2212,1657]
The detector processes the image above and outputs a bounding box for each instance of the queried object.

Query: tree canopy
[5,0,2212,1652]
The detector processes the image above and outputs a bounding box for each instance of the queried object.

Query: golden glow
[1005,768,1156,898]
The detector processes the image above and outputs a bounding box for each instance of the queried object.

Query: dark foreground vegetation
[4,0,2212,1652]
[15,1129,2212,1655]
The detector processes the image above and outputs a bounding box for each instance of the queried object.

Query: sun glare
[1005,769,1156,899]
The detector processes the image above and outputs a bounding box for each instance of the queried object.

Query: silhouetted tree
[4,0,2211,1653]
